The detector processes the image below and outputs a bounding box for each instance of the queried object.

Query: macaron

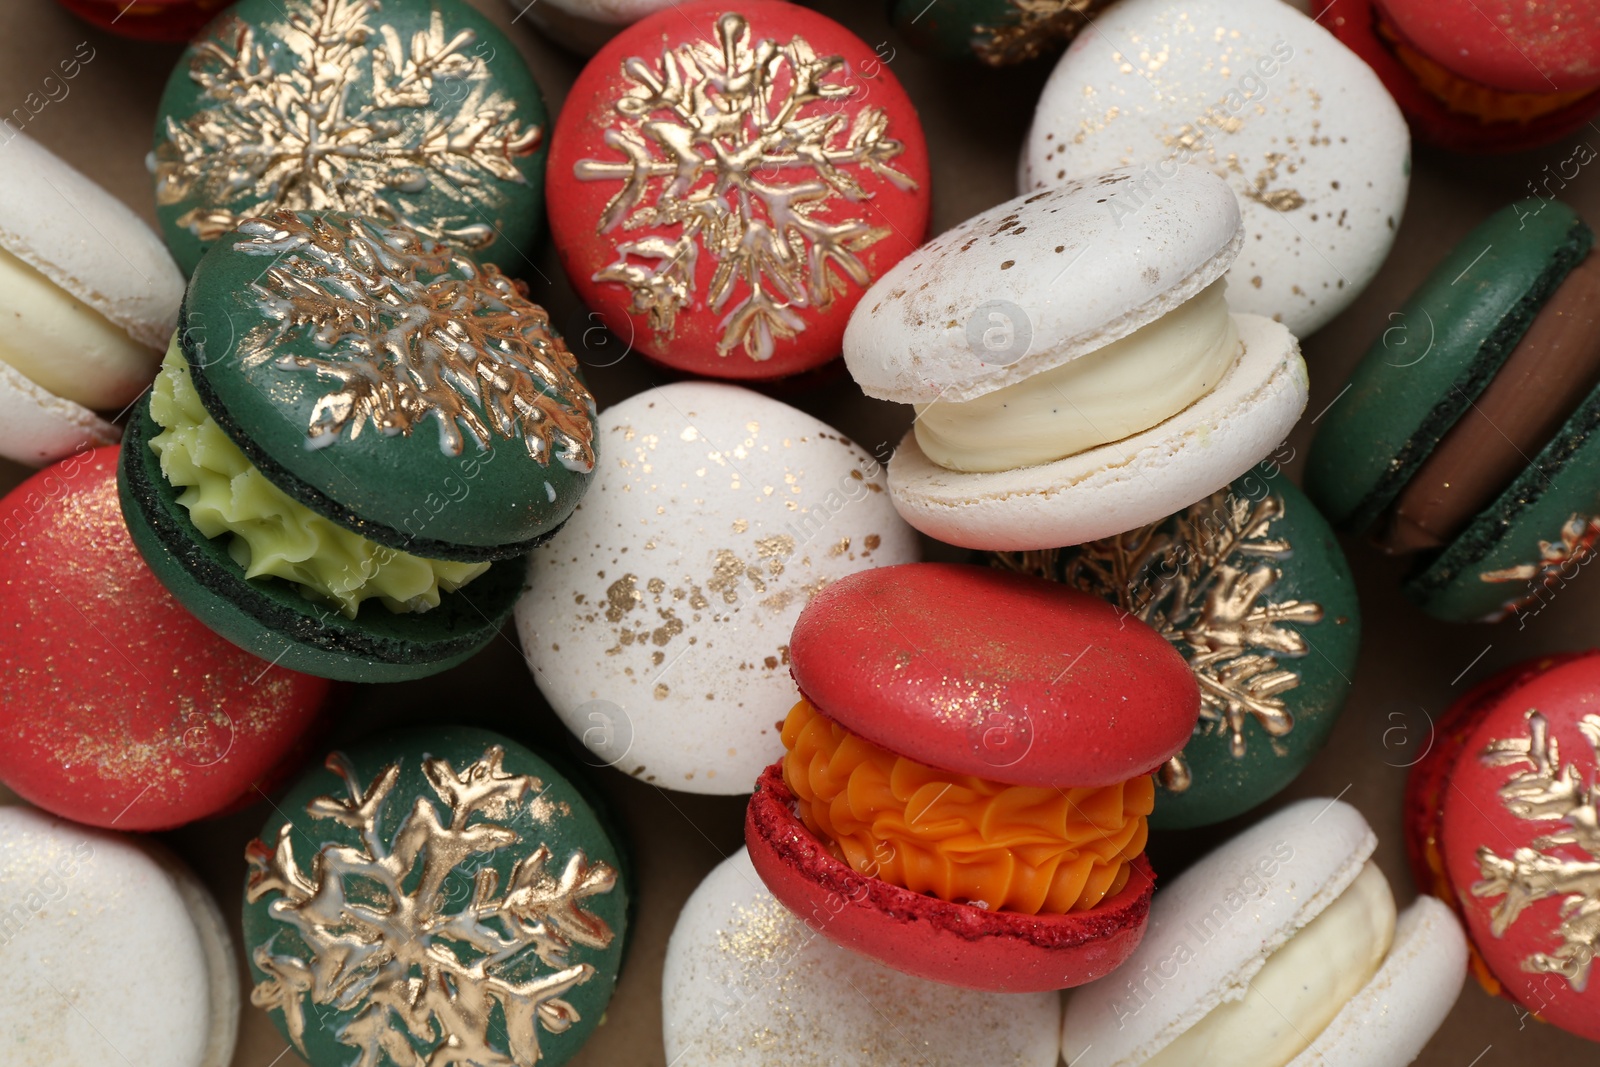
[547,0,931,380]
[517,381,919,793]
[118,210,597,682]
[746,562,1201,992]
[1405,650,1600,1042]
[1306,199,1600,623]
[0,805,240,1067]
[50,0,228,40]
[843,165,1307,551]
[663,847,1063,1066]
[506,0,678,54]
[1019,0,1410,338]
[890,0,1113,66]
[1329,0,1600,153]
[992,465,1361,829]
[0,446,332,830]
[152,0,549,276]
[244,726,629,1067]
[1063,798,1469,1067]
[0,131,184,467]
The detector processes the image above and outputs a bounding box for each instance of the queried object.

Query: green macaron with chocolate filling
[1308,200,1600,623]
[119,210,598,682]
[991,465,1360,828]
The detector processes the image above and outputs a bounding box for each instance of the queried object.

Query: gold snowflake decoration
[1480,514,1600,621]
[572,12,917,361]
[246,745,618,1067]
[993,489,1322,791]
[155,0,541,250]
[1474,711,1600,992]
[972,0,1108,66]
[235,212,595,470]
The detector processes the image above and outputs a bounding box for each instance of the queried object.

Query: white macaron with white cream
[0,132,184,466]
[0,804,239,1067]
[842,165,1307,550]
[1062,797,1467,1067]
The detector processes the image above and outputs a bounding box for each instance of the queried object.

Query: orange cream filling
[1379,18,1597,124]
[780,698,1153,916]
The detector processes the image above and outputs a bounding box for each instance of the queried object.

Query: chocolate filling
[1377,253,1600,553]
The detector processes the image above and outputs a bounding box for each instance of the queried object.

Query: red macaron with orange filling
[1330,0,1600,152]
[745,562,1200,992]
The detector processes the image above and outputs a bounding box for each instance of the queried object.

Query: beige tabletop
[0,1,1597,1065]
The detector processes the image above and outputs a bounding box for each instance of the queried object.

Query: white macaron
[516,381,918,794]
[506,0,677,53]
[1062,797,1467,1067]
[663,847,1062,1067]
[1019,0,1409,338]
[0,805,239,1067]
[0,132,184,467]
[842,164,1306,551]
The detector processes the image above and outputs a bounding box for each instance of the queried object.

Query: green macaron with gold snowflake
[118,210,597,682]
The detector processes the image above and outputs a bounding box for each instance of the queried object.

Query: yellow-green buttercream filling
[148,338,490,618]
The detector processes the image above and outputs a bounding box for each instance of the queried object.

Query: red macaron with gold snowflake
[547,0,931,380]
[745,562,1200,992]
[1406,650,1600,1041]
[51,0,229,41]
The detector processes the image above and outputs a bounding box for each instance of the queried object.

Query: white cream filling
[1145,861,1398,1067]
[912,280,1241,473]
[0,244,159,411]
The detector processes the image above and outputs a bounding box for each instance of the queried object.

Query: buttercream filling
[780,697,1152,916]
[148,337,489,618]
[0,244,159,410]
[1378,16,1598,124]
[913,280,1240,473]
[1143,860,1397,1067]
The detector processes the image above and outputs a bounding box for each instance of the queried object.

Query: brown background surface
[0,1,1597,1064]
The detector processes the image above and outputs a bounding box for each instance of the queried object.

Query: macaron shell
[51,0,229,41]
[663,846,1062,1065]
[518,381,919,793]
[1377,0,1600,93]
[843,166,1242,405]
[1438,656,1600,1041]
[1061,797,1376,1067]
[0,360,120,467]
[547,0,931,380]
[790,562,1199,788]
[0,131,183,350]
[1285,895,1467,1067]
[745,763,1155,992]
[1404,372,1600,622]
[889,312,1306,551]
[0,447,332,830]
[1021,0,1409,337]
[1305,200,1592,532]
[0,806,239,1067]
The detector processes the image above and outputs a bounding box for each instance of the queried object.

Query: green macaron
[990,466,1360,829]
[891,0,1112,65]
[118,211,598,682]
[243,726,629,1067]
[1307,200,1600,623]
[152,0,549,277]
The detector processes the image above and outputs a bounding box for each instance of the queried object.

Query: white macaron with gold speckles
[0,805,239,1067]
[843,164,1306,551]
[516,382,918,794]
[663,847,1062,1067]
[1019,0,1408,338]
[0,132,184,467]
[1062,797,1467,1067]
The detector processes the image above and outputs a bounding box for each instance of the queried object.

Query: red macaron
[0,447,332,830]
[51,0,228,41]
[745,562,1200,992]
[1330,0,1600,152]
[547,0,931,381]
[1406,650,1600,1041]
